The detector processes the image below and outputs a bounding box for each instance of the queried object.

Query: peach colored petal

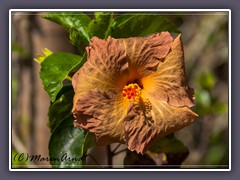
[72,69,80,90]
[123,90,198,154]
[118,32,173,77]
[73,89,130,145]
[141,34,195,107]
[72,33,198,154]
[72,36,128,110]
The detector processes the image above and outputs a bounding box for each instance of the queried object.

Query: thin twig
[87,154,101,166]
[114,148,127,156]
[112,143,122,154]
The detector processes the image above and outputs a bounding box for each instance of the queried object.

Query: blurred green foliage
[195,71,227,115]
[204,131,228,166]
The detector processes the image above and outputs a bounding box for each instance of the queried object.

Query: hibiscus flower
[72,32,198,154]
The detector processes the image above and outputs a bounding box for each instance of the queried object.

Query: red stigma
[122,83,141,102]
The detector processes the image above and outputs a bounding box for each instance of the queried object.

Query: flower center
[122,83,141,103]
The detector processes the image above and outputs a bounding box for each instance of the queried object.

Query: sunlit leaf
[42,48,53,56]
[39,52,83,102]
[111,14,180,38]
[43,12,91,50]
[34,48,53,64]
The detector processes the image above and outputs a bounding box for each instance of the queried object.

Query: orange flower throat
[122,83,141,103]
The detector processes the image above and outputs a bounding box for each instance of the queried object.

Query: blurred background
[11,11,229,168]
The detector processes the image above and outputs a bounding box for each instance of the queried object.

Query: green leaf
[48,89,74,133]
[48,85,95,168]
[82,132,95,156]
[55,84,73,100]
[111,14,180,38]
[69,52,87,74]
[49,117,95,168]
[34,48,53,64]
[88,12,113,39]
[149,134,189,165]
[49,117,83,168]
[43,12,91,50]
[39,52,83,102]
[81,132,95,165]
